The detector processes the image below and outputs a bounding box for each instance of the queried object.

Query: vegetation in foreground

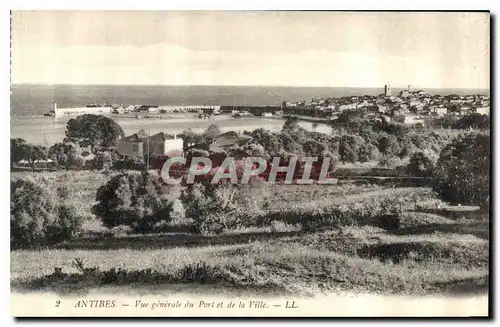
[10,178,489,296]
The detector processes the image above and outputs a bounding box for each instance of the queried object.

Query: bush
[93,151,113,170]
[182,181,270,234]
[433,133,490,207]
[406,152,434,177]
[10,178,82,249]
[48,142,84,170]
[378,155,403,169]
[358,143,380,162]
[92,171,179,232]
[378,135,401,157]
[112,157,145,170]
[10,138,26,168]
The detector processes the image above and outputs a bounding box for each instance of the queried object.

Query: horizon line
[10,83,491,90]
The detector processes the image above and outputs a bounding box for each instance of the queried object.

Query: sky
[10,11,490,88]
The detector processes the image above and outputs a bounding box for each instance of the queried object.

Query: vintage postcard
[10,10,490,317]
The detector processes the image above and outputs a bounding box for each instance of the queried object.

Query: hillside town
[283,84,490,126]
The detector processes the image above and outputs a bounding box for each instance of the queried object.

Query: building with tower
[384,83,392,96]
[400,85,412,98]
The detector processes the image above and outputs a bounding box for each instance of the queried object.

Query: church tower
[384,83,392,96]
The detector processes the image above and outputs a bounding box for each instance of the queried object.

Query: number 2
[55,300,61,307]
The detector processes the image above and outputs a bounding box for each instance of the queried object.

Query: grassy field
[10,171,489,297]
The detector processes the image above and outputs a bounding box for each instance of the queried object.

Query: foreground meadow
[10,171,489,296]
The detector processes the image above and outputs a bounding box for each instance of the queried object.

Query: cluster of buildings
[49,103,221,118]
[116,104,221,115]
[283,84,490,126]
[116,130,253,160]
[116,130,184,158]
[48,102,282,119]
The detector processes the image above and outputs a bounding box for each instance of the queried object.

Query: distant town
[282,84,490,126]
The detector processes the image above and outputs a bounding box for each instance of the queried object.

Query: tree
[398,136,418,158]
[303,139,327,157]
[339,135,365,163]
[358,143,380,162]
[10,177,82,248]
[111,156,145,171]
[282,116,300,133]
[181,129,198,148]
[48,142,83,170]
[281,117,308,154]
[93,151,114,170]
[378,135,401,157]
[406,152,434,177]
[65,114,125,148]
[280,132,303,154]
[455,114,490,130]
[247,143,266,157]
[23,144,48,171]
[250,128,282,155]
[10,138,26,168]
[433,133,490,208]
[335,109,366,125]
[92,171,179,232]
[204,124,221,143]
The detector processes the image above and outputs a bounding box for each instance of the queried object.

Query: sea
[9,84,490,145]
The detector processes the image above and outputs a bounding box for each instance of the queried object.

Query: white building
[157,105,221,113]
[54,103,113,118]
[116,132,184,158]
[431,107,448,116]
[339,103,357,111]
[403,115,425,125]
[475,106,490,116]
[148,133,184,156]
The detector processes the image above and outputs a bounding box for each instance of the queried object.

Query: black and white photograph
[8,10,491,317]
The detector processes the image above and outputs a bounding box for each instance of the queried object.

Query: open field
[10,170,489,297]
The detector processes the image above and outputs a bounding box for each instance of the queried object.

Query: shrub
[378,135,401,156]
[22,144,48,171]
[93,151,113,170]
[10,178,82,249]
[170,199,186,221]
[358,143,380,162]
[92,171,179,232]
[249,128,283,155]
[433,133,490,208]
[48,142,84,170]
[406,152,434,177]
[46,205,84,243]
[339,135,365,163]
[182,181,270,234]
[111,157,145,170]
[204,124,221,143]
[10,138,26,168]
[378,155,403,169]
